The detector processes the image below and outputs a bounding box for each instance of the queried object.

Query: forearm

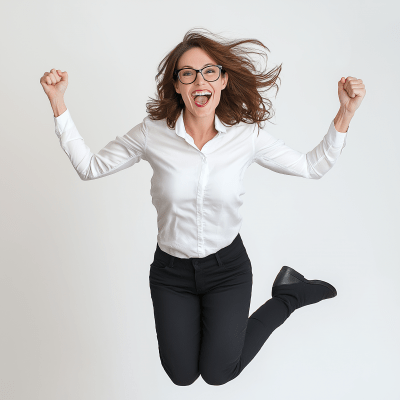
[50,97,67,118]
[334,106,354,133]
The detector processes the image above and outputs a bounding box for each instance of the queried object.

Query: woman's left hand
[338,76,366,115]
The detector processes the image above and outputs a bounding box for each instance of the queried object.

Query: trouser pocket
[218,248,252,271]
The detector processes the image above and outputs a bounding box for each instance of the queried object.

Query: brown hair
[146,28,282,132]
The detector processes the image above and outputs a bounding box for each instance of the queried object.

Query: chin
[191,107,215,118]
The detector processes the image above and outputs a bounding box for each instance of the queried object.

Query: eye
[204,67,217,74]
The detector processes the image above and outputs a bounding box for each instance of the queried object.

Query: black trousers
[149,233,291,386]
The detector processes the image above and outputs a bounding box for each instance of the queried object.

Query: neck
[182,109,217,140]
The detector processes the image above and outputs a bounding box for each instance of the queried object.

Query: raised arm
[53,108,146,180]
[41,69,146,181]
[252,118,348,180]
[252,74,366,180]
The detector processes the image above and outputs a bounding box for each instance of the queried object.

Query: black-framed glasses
[173,65,224,84]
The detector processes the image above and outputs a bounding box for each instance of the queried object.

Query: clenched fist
[338,76,366,115]
[40,68,68,101]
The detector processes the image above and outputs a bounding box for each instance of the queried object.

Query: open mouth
[191,90,212,107]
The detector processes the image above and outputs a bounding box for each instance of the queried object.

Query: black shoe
[271,266,337,315]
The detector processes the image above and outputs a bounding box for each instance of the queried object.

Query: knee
[159,353,200,386]
[168,371,200,386]
[201,371,231,386]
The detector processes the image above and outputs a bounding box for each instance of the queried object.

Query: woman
[40,28,366,386]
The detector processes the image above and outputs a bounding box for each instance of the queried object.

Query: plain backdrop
[1,0,399,399]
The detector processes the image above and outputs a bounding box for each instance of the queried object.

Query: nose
[194,70,206,85]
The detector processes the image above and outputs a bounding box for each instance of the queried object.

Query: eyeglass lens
[178,66,220,84]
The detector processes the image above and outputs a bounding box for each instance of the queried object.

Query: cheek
[182,92,192,105]
[213,92,222,104]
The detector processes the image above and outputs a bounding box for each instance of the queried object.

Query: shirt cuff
[327,118,348,148]
[54,108,72,138]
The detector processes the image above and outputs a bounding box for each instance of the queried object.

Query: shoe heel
[273,266,304,287]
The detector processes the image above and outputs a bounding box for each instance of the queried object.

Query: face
[174,47,228,119]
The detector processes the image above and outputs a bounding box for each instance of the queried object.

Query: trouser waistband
[154,233,244,268]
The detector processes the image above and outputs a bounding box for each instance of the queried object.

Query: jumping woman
[40,28,366,386]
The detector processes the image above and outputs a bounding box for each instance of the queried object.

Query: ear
[221,71,228,90]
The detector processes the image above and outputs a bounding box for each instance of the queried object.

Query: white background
[1,0,399,399]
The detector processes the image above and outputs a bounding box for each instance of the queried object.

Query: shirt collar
[175,109,227,139]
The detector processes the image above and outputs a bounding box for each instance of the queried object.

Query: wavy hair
[146,28,282,133]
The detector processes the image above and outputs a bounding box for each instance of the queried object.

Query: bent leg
[149,280,201,386]
[199,265,289,385]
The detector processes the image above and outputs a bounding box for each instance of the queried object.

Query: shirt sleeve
[252,119,348,179]
[53,108,147,181]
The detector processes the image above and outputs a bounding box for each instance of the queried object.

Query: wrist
[50,97,67,118]
[334,107,354,133]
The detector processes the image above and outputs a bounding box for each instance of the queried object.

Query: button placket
[196,152,208,257]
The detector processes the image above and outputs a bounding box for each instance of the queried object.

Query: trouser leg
[149,258,201,386]
[199,264,289,385]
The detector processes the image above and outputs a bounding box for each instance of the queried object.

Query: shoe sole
[277,266,337,297]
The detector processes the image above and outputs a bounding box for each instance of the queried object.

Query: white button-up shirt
[54,108,348,258]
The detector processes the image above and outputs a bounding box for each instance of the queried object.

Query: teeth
[191,91,212,98]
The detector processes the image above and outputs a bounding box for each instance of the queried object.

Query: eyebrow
[180,63,213,69]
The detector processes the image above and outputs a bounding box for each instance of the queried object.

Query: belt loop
[169,255,175,268]
[215,252,223,267]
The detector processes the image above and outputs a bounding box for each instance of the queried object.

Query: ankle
[273,294,296,317]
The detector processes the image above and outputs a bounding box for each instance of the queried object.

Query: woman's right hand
[40,68,68,101]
